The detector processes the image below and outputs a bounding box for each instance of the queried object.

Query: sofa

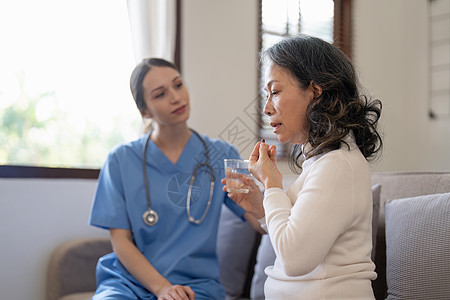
[47,171,450,300]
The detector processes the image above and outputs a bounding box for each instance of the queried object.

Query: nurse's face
[141,66,190,127]
[263,63,315,144]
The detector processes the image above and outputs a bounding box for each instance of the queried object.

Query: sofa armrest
[46,238,112,300]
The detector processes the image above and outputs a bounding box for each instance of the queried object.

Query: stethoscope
[142,129,216,226]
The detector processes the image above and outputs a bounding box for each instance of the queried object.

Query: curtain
[127,0,177,64]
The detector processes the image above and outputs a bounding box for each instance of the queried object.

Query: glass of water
[224,159,252,193]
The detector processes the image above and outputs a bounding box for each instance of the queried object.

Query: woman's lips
[172,105,186,114]
[270,122,282,133]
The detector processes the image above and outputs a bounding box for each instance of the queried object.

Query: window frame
[333,0,352,58]
[0,165,100,179]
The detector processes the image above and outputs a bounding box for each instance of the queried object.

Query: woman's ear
[310,81,322,98]
[141,109,152,119]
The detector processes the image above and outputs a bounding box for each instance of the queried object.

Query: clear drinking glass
[224,159,252,193]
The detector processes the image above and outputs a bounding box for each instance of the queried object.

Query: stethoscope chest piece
[143,209,159,226]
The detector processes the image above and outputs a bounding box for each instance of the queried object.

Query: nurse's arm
[110,228,195,300]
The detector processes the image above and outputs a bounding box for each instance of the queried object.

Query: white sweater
[263,138,377,300]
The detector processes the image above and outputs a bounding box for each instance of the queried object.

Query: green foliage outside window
[0,75,140,168]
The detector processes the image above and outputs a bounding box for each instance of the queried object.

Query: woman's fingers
[241,175,260,191]
[184,286,196,300]
[249,141,273,165]
[158,285,195,300]
[221,178,227,192]
[258,142,270,159]
[269,145,277,164]
[249,142,261,164]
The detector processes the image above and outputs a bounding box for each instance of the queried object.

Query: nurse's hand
[157,284,195,300]
[248,142,283,190]
[221,177,265,220]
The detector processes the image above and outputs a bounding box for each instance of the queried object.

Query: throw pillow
[217,204,259,300]
[385,192,450,300]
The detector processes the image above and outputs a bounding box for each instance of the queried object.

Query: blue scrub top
[89,132,244,299]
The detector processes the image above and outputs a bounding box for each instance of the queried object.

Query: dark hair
[261,35,383,171]
[130,58,179,114]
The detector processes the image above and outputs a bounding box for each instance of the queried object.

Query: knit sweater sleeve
[263,153,356,277]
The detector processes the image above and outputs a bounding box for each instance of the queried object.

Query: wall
[353,0,450,172]
[0,178,108,300]
[182,0,262,166]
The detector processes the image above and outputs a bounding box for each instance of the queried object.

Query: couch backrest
[370,171,450,299]
[371,171,450,223]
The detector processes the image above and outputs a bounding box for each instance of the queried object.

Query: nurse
[89,58,262,300]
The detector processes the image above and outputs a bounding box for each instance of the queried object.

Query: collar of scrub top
[142,128,216,226]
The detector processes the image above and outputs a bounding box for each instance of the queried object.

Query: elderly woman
[224,35,383,300]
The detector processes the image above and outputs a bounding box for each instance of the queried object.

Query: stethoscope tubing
[142,129,215,226]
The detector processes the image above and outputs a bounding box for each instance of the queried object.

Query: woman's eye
[175,82,183,89]
[271,91,278,96]
[155,92,165,99]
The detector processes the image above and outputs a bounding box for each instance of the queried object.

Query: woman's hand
[110,229,195,299]
[249,142,283,190]
[157,285,196,300]
[221,176,265,219]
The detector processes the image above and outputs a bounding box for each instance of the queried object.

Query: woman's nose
[169,88,181,104]
[263,98,274,116]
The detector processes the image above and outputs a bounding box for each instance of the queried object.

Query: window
[258,0,351,157]
[0,0,139,171]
